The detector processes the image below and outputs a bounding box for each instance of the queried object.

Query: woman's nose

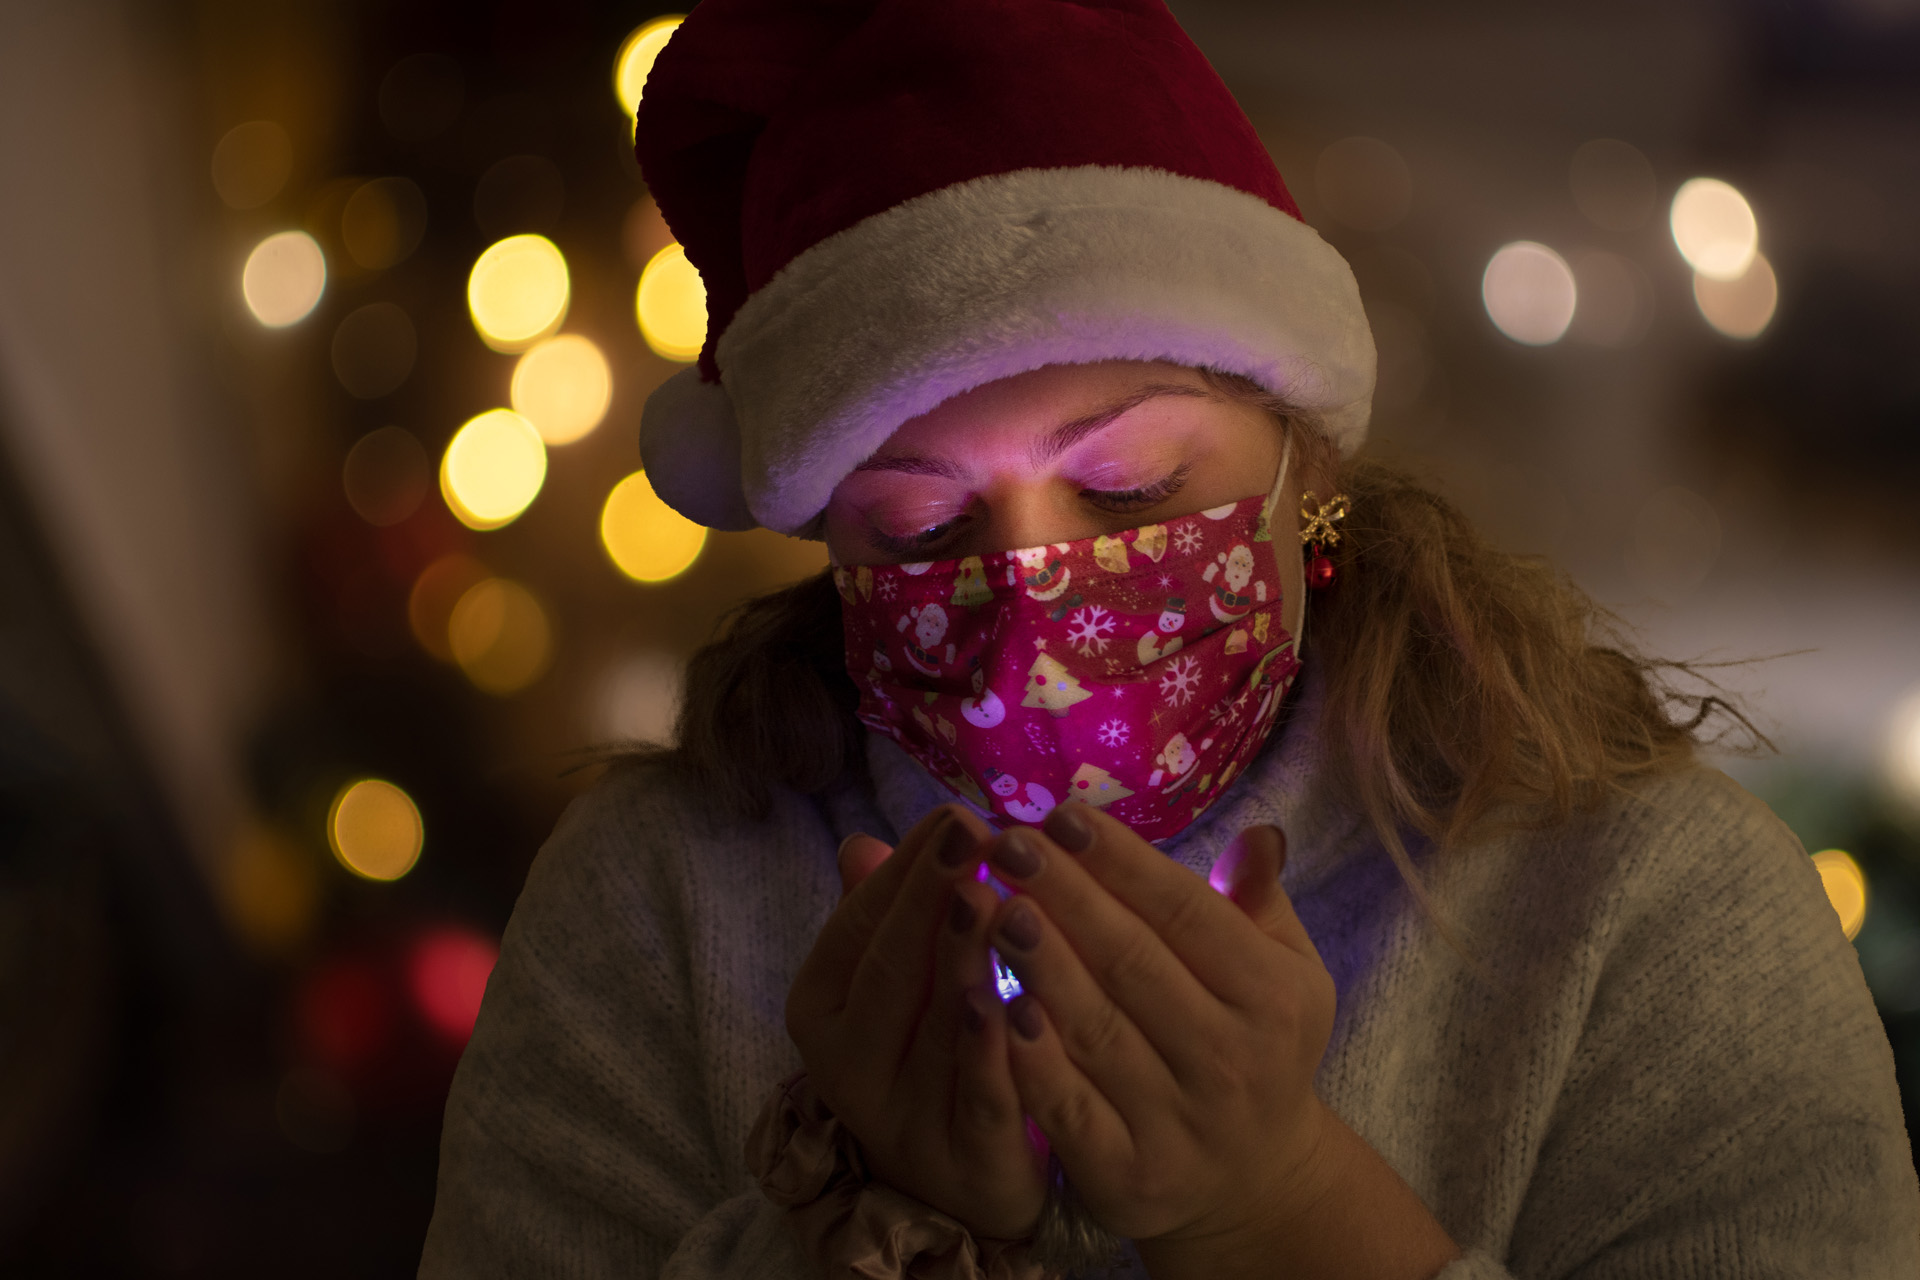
[967,484,1114,555]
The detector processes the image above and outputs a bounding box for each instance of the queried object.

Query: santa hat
[635,0,1375,537]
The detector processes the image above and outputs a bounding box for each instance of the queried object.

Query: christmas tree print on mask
[839,494,1303,845]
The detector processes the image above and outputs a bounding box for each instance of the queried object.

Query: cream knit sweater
[420,672,1920,1277]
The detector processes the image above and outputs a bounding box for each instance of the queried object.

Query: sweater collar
[864,660,1359,894]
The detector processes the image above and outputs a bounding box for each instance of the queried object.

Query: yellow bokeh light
[1671,177,1759,281]
[1693,252,1778,340]
[243,230,327,327]
[1885,685,1920,811]
[449,578,554,695]
[467,234,570,351]
[440,410,548,530]
[601,470,708,583]
[327,779,424,882]
[1811,849,1867,940]
[636,243,706,361]
[222,822,320,955]
[510,334,612,445]
[212,120,293,210]
[615,16,685,118]
[408,554,491,662]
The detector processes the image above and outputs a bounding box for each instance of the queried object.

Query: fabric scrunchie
[745,1072,1052,1280]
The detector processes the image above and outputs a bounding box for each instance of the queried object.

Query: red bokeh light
[407,927,500,1044]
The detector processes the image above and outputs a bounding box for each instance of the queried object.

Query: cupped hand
[785,804,1049,1239]
[978,801,1339,1247]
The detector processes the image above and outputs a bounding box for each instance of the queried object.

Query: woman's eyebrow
[851,383,1213,478]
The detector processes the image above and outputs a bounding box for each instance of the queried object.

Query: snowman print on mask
[1136,596,1187,663]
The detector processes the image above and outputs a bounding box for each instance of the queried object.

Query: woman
[420,1,1920,1277]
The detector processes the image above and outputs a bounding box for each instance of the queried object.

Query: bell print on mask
[840,487,1304,844]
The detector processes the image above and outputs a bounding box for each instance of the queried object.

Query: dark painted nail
[1008,995,1044,1041]
[991,829,1043,880]
[997,900,1042,952]
[935,814,976,868]
[1043,804,1093,854]
[947,893,976,934]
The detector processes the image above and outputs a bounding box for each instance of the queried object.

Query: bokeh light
[242,230,326,327]
[408,554,490,661]
[330,302,417,399]
[221,823,320,956]
[449,578,553,695]
[615,16,685,118]
[327,778,424,881]
[467,234,569,352]
[591,651,683,742]
[341,177,428,270]
[408,928,500,1044]
[1568,139,1657,232]
[1812,849,1868,940]
[636,243,706,361]
[510,334,612,445]
[600,471,708,583]
[1314,136,1413,232]
[1885,685,1920,810]
[1482,242,1577,346]
[343,426,431,527]
[440,409,547,530]
[1567,249,1656,348]
[1671,177,1759,280]
[1693,252,1779,340]
[211,120,293,209]
[296,958,393,1071]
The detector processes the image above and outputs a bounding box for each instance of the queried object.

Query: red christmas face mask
[836,483,1300,844]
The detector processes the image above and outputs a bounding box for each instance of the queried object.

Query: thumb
[837,833,894,898]
[1213,825,1315,957]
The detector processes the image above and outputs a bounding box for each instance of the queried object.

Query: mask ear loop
[1256,428,1306,657]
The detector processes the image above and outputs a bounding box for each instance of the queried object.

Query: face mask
[835,461,1301,844]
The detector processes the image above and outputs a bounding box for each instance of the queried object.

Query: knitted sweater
[419,671,1920,1278]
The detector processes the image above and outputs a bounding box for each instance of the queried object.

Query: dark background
[1,0,1916,1273]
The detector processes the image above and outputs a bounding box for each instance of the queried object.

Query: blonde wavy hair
[648,368,1762,948]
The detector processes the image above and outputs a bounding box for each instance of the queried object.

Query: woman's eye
[867,513,970,556]
[1081,464,1190,511]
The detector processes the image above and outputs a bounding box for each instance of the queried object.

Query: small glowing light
[243,230,326,327]
[601,470,708,582]
[327,778,424,881]
[440,409,547,530]
[1885,685,1920,810]
[467,234,570,352]
[449,578,554,695]
[1482,242,1577,346]
[1693,252,1778,340]
[408,928,500,1043]
[341,176,429,270]
[212,120,293,210]
[636,243,706,362]
[1812,849,1867,940]
[510,334,612,444]
[615,16,685,118]
[994,953,1024,1002]
[408,554,491,661]
[1314,136,1413,233]
[1671,177,1759,281]
[343,426,430,527]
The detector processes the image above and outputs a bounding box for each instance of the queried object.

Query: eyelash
[865,465,1191,555]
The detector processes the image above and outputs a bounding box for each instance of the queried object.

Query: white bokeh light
[1482,242,1577,346]
[1886,685,1920,811]
[1671,178,1759,281]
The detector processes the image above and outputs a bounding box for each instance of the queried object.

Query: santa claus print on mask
[838,489,1302,845]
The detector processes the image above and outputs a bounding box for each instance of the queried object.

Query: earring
[1298,491,1350,589]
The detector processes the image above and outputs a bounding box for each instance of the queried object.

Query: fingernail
[836,832,867,859]
[935,814,976,868]
[997,900,1042,952]
[1008,995,1044,1042]
[1261,824,1288,874]
[990,829,1043,880]
[961,988,990,1033]
[1042,803,1093,854]
[947,893,976,934]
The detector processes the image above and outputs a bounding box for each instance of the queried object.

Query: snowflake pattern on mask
[837,495,1301,843]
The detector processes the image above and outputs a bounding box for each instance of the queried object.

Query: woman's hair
[641,370,1762,941]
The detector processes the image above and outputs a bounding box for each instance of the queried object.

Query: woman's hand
[977,801,1338,1248]
[785,804,1048,1240]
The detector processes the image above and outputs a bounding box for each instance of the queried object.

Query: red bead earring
[1299,491,1350,590]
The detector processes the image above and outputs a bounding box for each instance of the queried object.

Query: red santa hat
[635,0,1374,537]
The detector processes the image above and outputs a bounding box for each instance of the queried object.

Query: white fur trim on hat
[651,164,1375,537]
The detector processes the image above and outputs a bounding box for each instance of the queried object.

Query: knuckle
[1062,997,1130,1064]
